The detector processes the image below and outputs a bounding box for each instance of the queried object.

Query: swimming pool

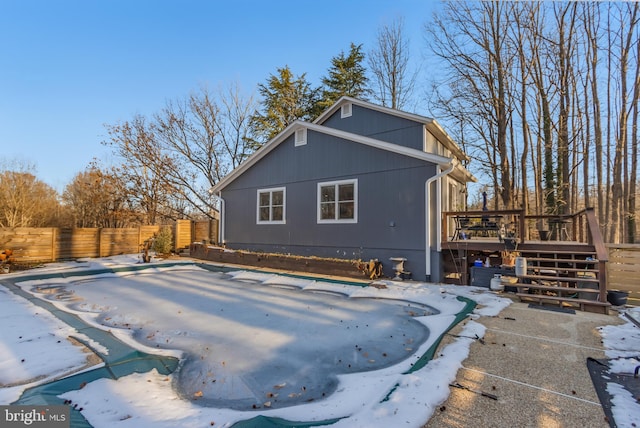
[7,261,477,427]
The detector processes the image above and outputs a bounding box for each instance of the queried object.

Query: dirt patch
[68,336,103,367]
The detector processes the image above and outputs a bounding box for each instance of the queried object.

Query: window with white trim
[341,103,352,118]
[317,179,357,223]
[257,187,286,224]
[294,128,307,146]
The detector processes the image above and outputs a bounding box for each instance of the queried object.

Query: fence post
[98,228,103,258]
[51,227,57,261]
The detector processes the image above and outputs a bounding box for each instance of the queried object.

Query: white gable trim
[314,96,469,162]
[306,122,452,165]
[211,121,456,193]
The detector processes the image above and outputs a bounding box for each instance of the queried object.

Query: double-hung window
[317,179,357,223]
[257,187,285,224]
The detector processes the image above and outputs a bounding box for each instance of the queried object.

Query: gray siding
[221,129,438,280]
[320,104,424,151]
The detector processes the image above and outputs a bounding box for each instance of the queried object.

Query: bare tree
[510,2,539,218]
[630,37,639,242]
[609,3,639,242]
[552,3,578,215]
[216,82,256,171]
[63,164,137,228]
[426,2,640,243]
[428,1,515,208]
[104,84,256,220]
[0,161,60,227]
[103,115,178,224]
[369,18,417,110]
[580,2,604,223]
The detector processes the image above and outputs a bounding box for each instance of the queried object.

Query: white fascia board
[211,120,306,193]
[424,121,469,162]
[313,96,434,126]
[314,96,469,162]
[304,122,454,167]
[452,164,478,183]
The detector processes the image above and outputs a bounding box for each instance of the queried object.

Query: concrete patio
[424,297,624,428]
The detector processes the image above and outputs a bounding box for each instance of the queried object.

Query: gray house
[211,97,475,282]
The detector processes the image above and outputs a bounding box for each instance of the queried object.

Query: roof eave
[212,121,459,193]
[211,120,306,193]
[315,97,469,162]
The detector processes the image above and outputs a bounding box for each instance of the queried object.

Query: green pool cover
[2,263,476,428]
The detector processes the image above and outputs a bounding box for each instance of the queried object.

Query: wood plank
[524,266,599,274]
[608,260,640,269]
[516,293,609,305]
[607,243,640,250]
[609,276,640,289]
[516,293,610,314]
[608,248,640,257]
[517,274,600,283]
[608,266,640,277]
[174,220,192,249]
[512,284,600,294]
[609,256,640,265]
[523,257,598,264]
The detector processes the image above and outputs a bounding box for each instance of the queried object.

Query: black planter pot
[607,290,629,306]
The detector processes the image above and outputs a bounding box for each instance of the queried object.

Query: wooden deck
[441,208,610,313]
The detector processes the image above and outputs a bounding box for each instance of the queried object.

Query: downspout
[217,192,226,245]
[425,159,457,282]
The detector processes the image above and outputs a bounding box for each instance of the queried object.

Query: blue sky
[0,0,439,191]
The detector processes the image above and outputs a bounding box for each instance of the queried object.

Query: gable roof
[314,96,470,162]
[212,98,476,193]
[212,120,459,193]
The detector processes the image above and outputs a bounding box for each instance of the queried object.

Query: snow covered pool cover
[7,261,484,427]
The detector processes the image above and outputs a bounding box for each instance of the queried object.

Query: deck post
[598,259,608,303]
[518,209,526,242]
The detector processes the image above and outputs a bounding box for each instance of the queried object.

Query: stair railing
[581,207,609,301]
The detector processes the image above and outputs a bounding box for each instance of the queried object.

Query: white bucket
[515,257,527,277]
[490,275,504,291]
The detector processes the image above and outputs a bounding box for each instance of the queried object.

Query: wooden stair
[510,249,610,314]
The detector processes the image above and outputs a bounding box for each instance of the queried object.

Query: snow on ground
[598,307,640,428]
[0,286,90,404]
[0,255,632,427]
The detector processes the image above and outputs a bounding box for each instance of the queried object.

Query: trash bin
[578,281,598,301]
[515,257,527,277]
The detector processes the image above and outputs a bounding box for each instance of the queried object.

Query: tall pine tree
[249,66,318,149]
[317,43,369,113]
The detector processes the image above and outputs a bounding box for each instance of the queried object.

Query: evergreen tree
[249,66,318,148]
[317,43,369,113]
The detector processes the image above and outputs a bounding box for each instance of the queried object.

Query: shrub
[152,226,174,255]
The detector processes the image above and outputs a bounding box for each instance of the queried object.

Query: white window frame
[257,187,286,224]
[317,179,358,224]
[341,103,352,118]
[294,128,307,146]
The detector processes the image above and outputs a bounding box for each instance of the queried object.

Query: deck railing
[442,209,526,243]
[442,207,609,300]
[443,207,606,249]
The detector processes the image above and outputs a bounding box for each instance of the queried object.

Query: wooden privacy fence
[0,219,218,263]
[607,243,640,305]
